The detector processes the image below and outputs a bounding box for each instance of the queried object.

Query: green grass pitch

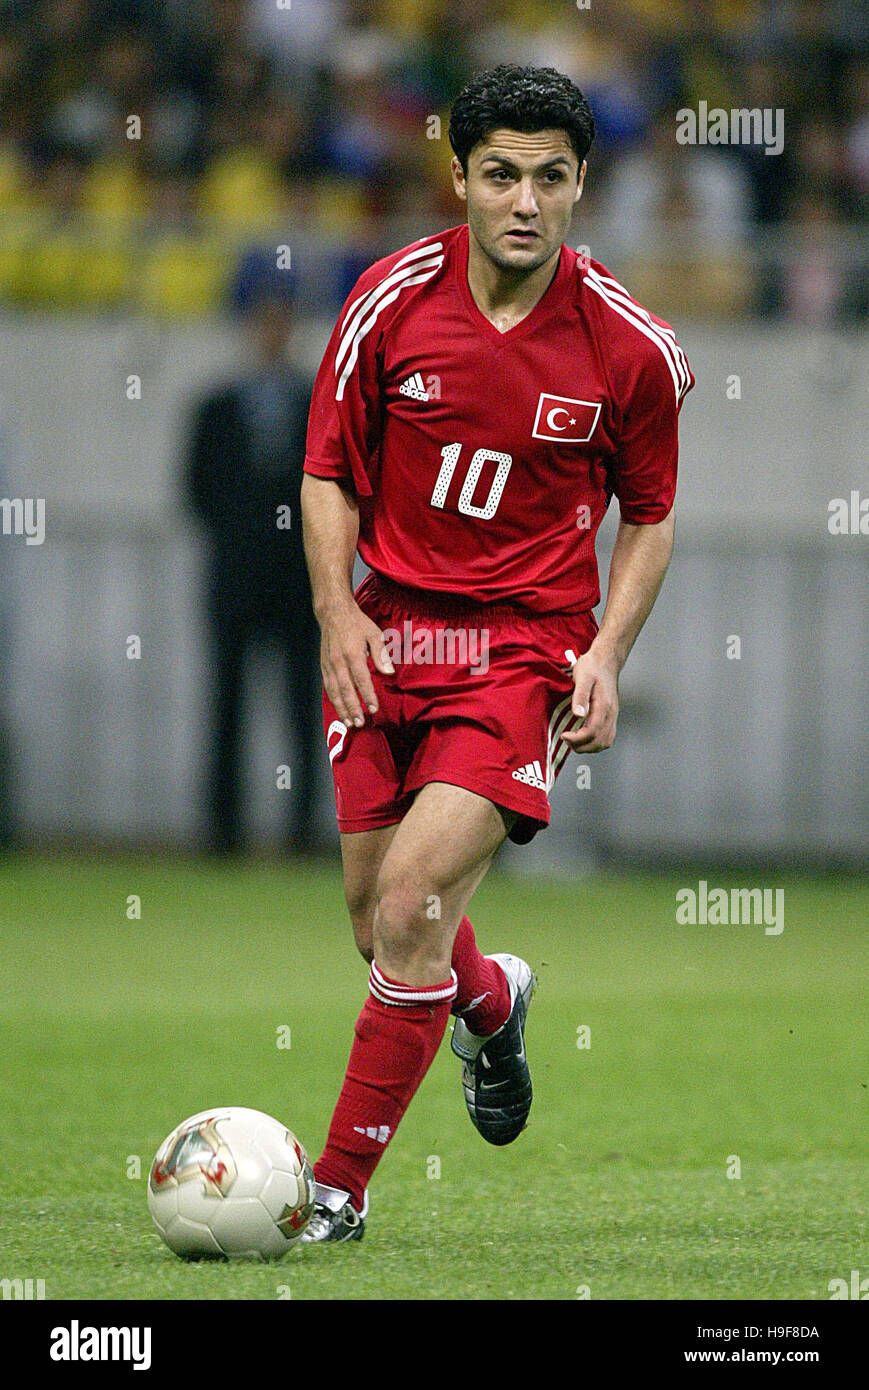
[0,854,866,1301]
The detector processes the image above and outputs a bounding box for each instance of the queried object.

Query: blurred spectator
[766,189,860,325]
[27,0,99,121]
[728,58,796,227]
[248,0,344,97]
[844,59,869,217]
[600,109,751,250]
[184,253,320,853]
[755,109,864,322]
[596,110,751,316]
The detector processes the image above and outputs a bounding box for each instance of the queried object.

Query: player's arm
[302,257,399,728]
[560,508,675,753]
[300,474,394,729]
[565,322,693,755]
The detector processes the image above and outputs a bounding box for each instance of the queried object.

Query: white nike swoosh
[465,991,491,1012]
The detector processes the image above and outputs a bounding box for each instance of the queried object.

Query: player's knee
[373,872,421,937]
[372,871,448,974]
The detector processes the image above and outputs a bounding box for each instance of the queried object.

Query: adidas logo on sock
[398,372,429,402]
[512,760,546,791]
[353,1124,391,1144]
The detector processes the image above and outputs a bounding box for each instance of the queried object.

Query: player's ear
[450,155,467,201]
[574,160,587,203]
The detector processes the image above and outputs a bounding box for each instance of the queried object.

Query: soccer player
[299,63,693,1241]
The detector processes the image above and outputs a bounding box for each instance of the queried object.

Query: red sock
[314,964,457,1211]
[450,915,511,1037]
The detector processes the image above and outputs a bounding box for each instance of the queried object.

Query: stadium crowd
[0,0,865,320]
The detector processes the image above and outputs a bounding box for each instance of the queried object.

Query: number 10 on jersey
[430,442,513,520]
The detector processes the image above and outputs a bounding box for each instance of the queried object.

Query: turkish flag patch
[532,393,601,444]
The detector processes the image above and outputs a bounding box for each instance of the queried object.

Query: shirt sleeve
[303,269,385,499]
[610,336,694,524]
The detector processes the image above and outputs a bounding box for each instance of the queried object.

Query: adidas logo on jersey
[398,372,429,402]
[512,760,546,791]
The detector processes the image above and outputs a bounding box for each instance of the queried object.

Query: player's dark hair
[449,64,595,175]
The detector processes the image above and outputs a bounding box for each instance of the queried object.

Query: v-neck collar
[453,222,572,346]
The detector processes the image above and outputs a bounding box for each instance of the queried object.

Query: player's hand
[559,645,620,753]
[319,602,395,729]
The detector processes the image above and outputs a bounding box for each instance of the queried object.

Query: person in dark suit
[185,267,320,852]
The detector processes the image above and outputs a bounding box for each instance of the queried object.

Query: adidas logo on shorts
[512,760,546,791]
[398,372,429,402]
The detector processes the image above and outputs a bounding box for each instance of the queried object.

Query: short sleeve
[611,336,693,524]
[303,270,385,498]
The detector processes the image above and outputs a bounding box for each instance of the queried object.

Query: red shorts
[323,572,597,844]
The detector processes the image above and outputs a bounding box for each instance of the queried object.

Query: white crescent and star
[546,407,578,431]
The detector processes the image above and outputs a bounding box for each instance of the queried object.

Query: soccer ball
[147,1107,315,1260]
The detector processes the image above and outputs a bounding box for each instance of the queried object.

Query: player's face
[451,128,585,275]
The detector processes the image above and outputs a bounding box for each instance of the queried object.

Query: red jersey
[304,222,693,615]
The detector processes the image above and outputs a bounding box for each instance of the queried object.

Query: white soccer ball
[147,1107,315,1260]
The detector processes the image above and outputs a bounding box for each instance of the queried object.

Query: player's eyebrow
[480,153,573,173]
